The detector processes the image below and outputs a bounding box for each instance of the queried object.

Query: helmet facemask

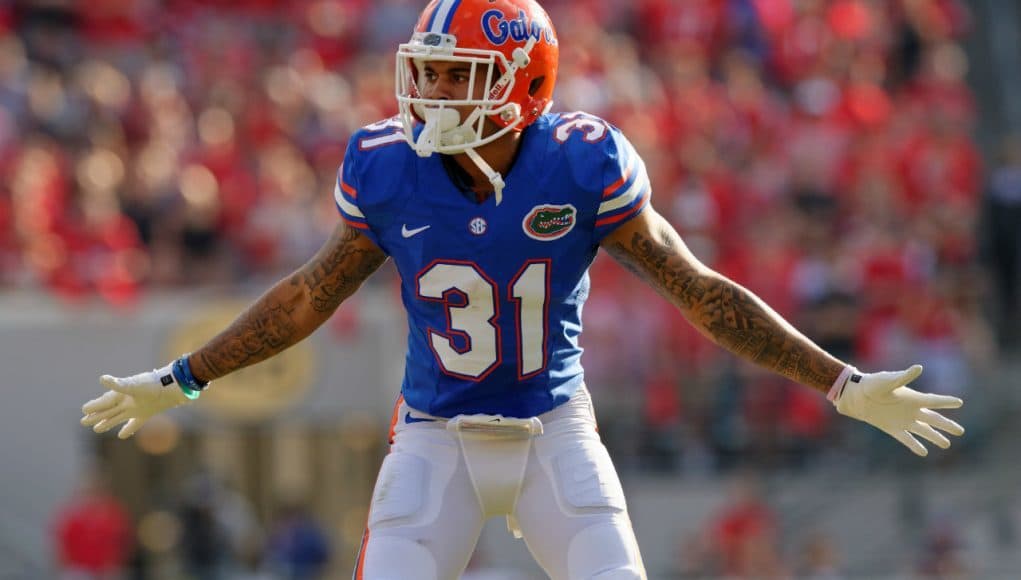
[396,32,540,203]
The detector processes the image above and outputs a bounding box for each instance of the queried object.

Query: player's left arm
[602,206,844,390]
[601,205,965,456]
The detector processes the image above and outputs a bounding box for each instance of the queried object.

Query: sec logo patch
[469,217,488,236]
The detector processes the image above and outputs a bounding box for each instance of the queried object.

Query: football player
[80,1,965,578]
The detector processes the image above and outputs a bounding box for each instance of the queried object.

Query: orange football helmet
[396,0,559,197]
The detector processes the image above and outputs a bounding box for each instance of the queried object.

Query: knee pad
[361,535,438,580]
[567,521,645,580]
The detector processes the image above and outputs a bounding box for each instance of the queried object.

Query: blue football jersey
[335,112,651,418]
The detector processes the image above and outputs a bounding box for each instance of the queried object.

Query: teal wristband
[171,354,208,399]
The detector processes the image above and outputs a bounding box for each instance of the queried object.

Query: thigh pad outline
[552,439,627,513]
[368,435,458,530]
[369,451,428,528]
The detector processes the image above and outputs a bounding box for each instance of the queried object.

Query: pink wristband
[827,365,855,403]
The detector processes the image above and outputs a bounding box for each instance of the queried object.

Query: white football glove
[832,364,964,456]
[81,363,194,439]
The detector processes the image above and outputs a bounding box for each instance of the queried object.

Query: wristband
[177,384,201,400]
[826,365,856,403]
[171,354,209,399]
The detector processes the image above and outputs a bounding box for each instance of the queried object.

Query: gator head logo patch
[523,204,577,241]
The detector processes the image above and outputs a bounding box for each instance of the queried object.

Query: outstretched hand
[832,365,964,456]
[81,366,193,440]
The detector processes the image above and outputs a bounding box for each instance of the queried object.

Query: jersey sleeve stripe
[335,181,366,219]
[602,152,639,199]
[340,214,370,230]
[336,164,358,199]
[602,164,633,198]
[595,187,650,228]
[597,168,649,215]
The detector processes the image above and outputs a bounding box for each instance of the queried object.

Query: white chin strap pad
[413,107,461,157]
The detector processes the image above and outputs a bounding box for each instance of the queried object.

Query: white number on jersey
[510,260,550,378]
[359,117,406,150]
[416,261,550,380]
[417,263,501,379]
[553,112,609,144]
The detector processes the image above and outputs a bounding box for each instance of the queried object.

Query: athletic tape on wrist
[827,365,855,403]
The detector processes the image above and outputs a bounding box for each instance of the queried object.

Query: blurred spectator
[52,468,132,580]
[638,356,684,473]
[983,136,1021,347]
[705,474,786,578]
[266,497,331,580]
[917,513,969,578]
[178,485,230,579]
[673,530,714,579]
[797,531,844,579]
[177,470,261,580]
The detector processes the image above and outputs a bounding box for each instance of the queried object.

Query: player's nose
[425,92,451,101]
[421,78,455,100]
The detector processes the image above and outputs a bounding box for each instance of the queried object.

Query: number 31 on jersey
[416,260,550,381]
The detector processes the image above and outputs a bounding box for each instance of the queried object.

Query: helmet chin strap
[412,108,506,205]
[464,147,506,205]
[454,37,537,206]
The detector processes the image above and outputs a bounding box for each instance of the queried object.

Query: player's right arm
[189,222,387,382]
[80,221,387,439]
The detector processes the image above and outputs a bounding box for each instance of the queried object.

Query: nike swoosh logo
[401,224,431,238]
[405,412,437,424]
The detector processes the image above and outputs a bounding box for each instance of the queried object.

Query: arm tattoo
[196,300,301,380]
[296,226,388,313]
[194,226,386,381]
[606,226,842,391]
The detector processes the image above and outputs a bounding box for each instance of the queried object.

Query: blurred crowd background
[3,0,1021,578]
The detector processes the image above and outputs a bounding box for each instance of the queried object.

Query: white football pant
[355,386,646,579]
